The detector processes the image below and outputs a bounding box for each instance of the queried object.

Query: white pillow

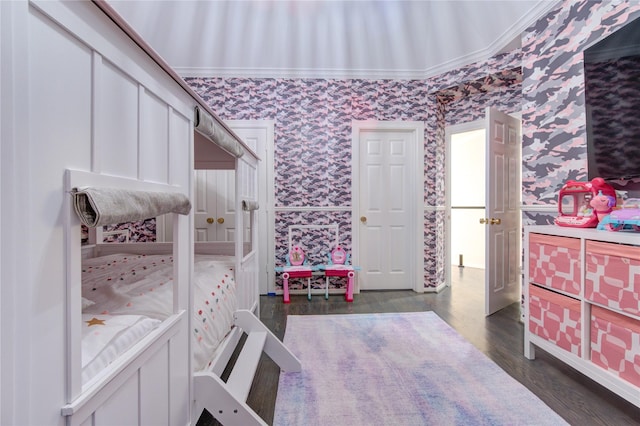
[82,297,96,310]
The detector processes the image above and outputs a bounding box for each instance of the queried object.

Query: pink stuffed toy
[590,190,616,221]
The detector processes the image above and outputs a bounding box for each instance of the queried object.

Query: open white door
[484,107,521,316]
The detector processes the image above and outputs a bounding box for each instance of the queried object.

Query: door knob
[206,217,214,224]
[360,216,367,223]
[217,217,224,224]
[480,217,501,225]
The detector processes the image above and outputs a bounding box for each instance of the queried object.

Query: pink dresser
[529,284,582,356]
[529,233,581,295]
[525,226,640,409]
[585,241,640,316]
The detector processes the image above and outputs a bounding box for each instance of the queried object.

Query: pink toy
[596,198,640,231]
[322,246,358,302]
[289,245,305,266]
[590,190,616,222]
[554,177,616,228]
[278,246,314,303]
[331,246,347,265]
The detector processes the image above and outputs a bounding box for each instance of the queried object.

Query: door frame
[226,120,275,296]
[352,120,425,293]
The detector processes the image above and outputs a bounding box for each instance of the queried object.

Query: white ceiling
[107,0,557,79]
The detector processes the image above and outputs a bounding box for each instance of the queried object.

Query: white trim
[352,120,425,293]
[174,52,505,80]
[178,66,435,81]
[522,204,556,213]
[424,205,446,211]
[429,204,555,214]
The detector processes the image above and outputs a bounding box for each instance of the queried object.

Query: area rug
[273,311,567,425]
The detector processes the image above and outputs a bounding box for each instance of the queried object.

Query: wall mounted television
[585,15,640,181]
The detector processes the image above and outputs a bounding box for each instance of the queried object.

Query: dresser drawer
[529,233,581,296]
[585,241,640,316]
[591,305,640,387]
[529,284,582,356]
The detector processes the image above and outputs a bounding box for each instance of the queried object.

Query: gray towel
[194,106,244,158]
[242,199,259,211]
[72,187,191,227]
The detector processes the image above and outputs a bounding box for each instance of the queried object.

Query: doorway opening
[446,120,486,297]
[447,122,486,301]
[446,109,522,316]
[450,127,486,270]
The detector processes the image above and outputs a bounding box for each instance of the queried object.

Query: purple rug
[274,311,567,425]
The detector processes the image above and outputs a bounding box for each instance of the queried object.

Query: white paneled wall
[2,1,195,424]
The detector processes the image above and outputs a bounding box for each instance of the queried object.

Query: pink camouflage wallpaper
[109,0,640,293]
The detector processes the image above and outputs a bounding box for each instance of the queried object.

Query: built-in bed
[0,1,299,425]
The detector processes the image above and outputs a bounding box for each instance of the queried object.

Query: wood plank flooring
[199,267,640,425]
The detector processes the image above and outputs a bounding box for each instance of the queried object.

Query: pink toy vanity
[321,246,357,302]
[276,245,359,303]
[277,246,314,304]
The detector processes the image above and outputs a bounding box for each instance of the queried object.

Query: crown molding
[175,1,559,81]
[176,66,432,80]
[174,52,496,80]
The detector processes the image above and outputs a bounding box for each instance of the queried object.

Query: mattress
[81,253,237,383]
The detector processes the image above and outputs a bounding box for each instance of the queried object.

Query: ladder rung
[226,331,267,402]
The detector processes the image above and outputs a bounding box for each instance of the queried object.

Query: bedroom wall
[187,0,640,291]
[187,55,521,291]
[521,0,640,225]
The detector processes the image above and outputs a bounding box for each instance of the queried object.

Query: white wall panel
[141,89,169,183]
[97,59,139,178]
[27,8,94,424]
[169,317,191,425]
[140,347,170,426]
[94,374,139,426]
[4,1,218,424]
[169,109,191,188]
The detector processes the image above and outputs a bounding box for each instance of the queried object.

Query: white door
[356,124,422,290]
[484,107,521,315]
[194,169,236,242]
[227,121,274,296]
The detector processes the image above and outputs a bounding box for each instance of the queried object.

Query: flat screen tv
[585,16,640,181]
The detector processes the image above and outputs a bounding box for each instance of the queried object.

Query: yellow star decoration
[86,317,106,327]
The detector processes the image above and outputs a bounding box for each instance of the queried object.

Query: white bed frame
[1,1,299,425]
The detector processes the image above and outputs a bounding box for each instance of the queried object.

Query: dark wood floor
[199,267,640,425]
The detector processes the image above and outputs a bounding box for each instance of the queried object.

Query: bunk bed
[0,1,299,425]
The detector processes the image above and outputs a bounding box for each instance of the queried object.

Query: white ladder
[194,310,301,425]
